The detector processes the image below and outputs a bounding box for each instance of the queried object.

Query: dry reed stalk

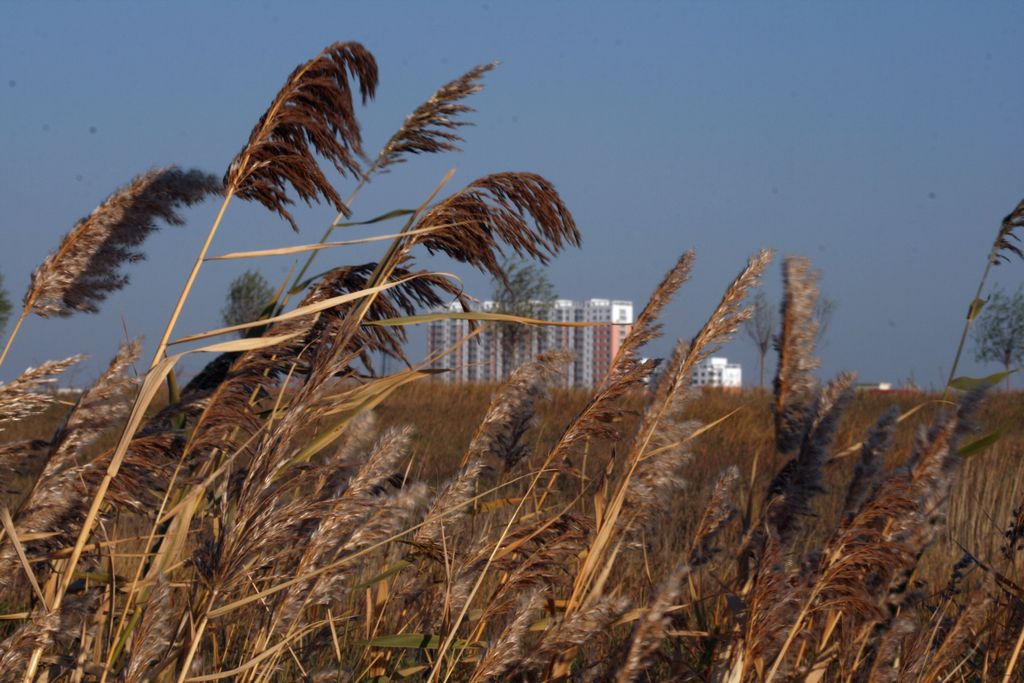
[476,515,589,620]
[620,253,770,535]
[916,594,992,683]
[313,171,579,465]
[735,529,803,680]
[629,248,771,473]
[42,339,141,476]
[840,408,898,523]
[413,353,573,555]
[412,458,490,557]
[306,482,428,607]
[0,591,98,682]
[270,429,414,629]
[124,288,351,656]
[622,418,697,532]
[254,484,429,681]
[888,389,984,561]
[464,349,574,470]
[186,426,415,676]
[303,261,468,374]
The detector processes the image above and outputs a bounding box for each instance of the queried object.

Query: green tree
[0,271,11,336]
[222,270,274,336]
[973,285,1024,389]
[491,260,556,375]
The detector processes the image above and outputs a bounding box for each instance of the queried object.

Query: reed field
[1,40,1024,682]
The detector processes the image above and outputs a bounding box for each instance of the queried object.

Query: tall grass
[0,40,1021,682]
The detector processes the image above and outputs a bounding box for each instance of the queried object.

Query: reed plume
[307,483,428,608]
[121,577,176,683]
[411,172,580,281]
[304,260,467,373]
[526,595,632,675]
[887,389,983,562]
[412,457,488,555]
[43,338,141,474]
[689,465,740,566]
[469,592,543,683]
[465,349,573,470]
[548,251,695,466]
[991,197,1024,265]
[631,248,771,465]
[737,530,804,680]
[0,341,144,587]
[917,593,993,681]
[0,355,82,430]
[376,62,497,173]
[766,372,855,544]
[224,41,378,229]
[773,255,821,453]
[0,593,98,682]
[24,167,221,318]
[840,407,898,522]
[278,61,495,306]
[617,564,690,683]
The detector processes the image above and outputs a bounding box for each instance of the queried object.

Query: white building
[691,357,742,388]
[426,298,633,387]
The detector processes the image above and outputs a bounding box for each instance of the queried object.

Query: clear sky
[2,1,1023,388]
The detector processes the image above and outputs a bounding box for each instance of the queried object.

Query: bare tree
[743,290,775,387]
[815,296,837,346]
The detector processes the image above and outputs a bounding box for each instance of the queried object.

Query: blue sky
[1,2,1023,388]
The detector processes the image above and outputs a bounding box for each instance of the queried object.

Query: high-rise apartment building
[425,299,633,387]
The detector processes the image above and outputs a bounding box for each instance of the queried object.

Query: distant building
[855,382,893,392]
[691,357,742,388]
[426,298,633,387]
